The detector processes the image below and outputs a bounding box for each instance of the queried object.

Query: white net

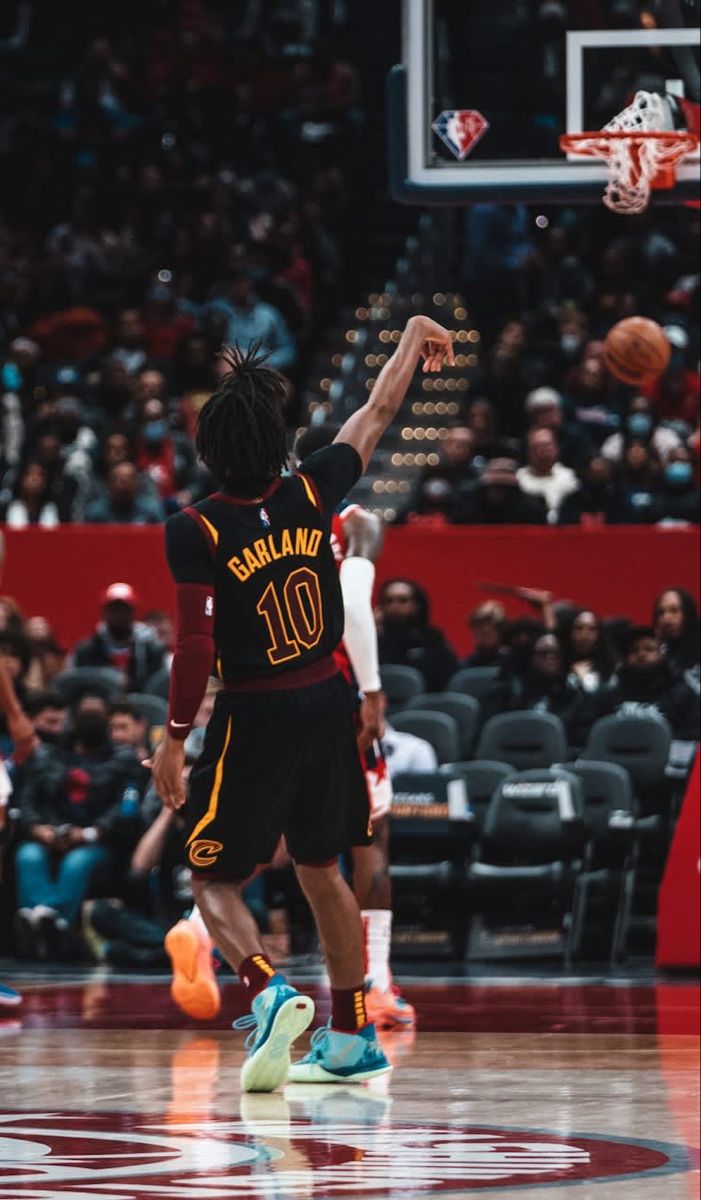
[601,91,675,214]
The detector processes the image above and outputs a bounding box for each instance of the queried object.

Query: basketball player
[295,422,415,1030]
[165,427,416,1032]
[0,533,38,1009]
[149,315,453,1091]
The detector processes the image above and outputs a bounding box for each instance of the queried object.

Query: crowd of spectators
[0,576,697,964]
[0,1,365,524]
[396,198,700,526]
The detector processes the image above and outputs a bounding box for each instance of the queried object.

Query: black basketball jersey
[165,442,362,683]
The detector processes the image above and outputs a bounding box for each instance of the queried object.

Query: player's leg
[165,904,220,1021]
[181,696,314,1091]
[352,745,416,1029]
[291,859,390,1084]
[284,681,390,1084]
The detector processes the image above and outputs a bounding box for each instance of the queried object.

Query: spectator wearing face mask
[376,578,459,694]
[454,458,547,524]
[134,397,200,511]
[653,588,700,676]
[577,626,700,744]
[72,583,166,693]
[516,430,580,524]
[609,440,662,522]
[649,446,700,524]
[13,693,140,959]
[600,395,682,466]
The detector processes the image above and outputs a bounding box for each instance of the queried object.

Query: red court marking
[0,1111,693,1196]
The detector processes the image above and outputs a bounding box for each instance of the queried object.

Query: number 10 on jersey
[256,567,324,664]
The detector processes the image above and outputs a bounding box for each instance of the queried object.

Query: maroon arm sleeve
[167,584,215,739]
[164,511,217,741]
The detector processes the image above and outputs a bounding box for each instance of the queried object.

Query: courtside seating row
[388,759,678,966]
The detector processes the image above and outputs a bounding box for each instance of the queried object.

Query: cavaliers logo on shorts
[188,840,224,868]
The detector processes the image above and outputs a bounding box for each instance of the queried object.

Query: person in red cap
[71,582,166,692]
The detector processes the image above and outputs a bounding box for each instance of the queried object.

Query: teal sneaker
[288,1021,391,1085]
[234,979,315,1093]
[0,982,21,1009]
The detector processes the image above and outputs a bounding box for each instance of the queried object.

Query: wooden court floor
[0,972,698,1199]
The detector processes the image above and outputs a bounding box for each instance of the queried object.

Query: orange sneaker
[365,984,416,1030]
[165,919,220,1020]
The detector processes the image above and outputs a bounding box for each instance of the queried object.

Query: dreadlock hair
[195,343,288,487]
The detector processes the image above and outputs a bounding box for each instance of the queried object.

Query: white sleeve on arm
[339,556,382,694]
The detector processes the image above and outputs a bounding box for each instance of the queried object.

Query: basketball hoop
[561,130,700,215]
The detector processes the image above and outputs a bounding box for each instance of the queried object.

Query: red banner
[2,524,698,653]
[656,752,701,970]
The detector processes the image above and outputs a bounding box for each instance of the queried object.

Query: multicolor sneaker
[165,918,220,1021]
[288,1021,391,1085]
[365,983,416,1030]
[234,979,315,1093]
[0,982,21,1009]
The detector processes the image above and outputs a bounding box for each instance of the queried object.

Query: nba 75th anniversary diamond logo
[432,110,489,160]
[0,1111,695,1198]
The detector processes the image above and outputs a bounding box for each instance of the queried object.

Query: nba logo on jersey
[259,506,271,527]
[432,109,489,160]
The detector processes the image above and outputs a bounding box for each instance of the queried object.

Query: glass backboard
[389,0,700,204]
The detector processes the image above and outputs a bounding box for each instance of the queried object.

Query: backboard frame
[389,0,701,206]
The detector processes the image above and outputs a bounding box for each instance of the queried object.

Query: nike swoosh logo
[170,722,190,729]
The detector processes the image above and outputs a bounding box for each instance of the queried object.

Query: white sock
[187,906,210,941]
[362,909,392,992]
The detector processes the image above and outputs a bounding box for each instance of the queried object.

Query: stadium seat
[569,760,639,963]
[440,760,515,834]
[54,667,125,703]
[448,666,501,702]
[581,714,673,815]
[143,666,170,700]
[389,769,472,959]
[475,710,568,771]
[405,692,480,758]
[391,709,460,764]
[467,767,588,964]
[380,664,425,711]
[127,693,169,731]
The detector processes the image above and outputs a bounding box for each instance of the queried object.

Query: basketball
[603,316,671,386]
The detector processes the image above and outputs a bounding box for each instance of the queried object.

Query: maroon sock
[331,985,367,1033]
[238,953,277,1000]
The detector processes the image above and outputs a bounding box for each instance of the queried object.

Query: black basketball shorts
[183,672,372,880]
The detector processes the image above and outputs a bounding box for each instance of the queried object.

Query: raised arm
[334,315,454,471]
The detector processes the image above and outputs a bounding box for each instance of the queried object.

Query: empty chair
[390,769,472,959]
[143,665,170,700]
[391,710,460,765]
[54,667,124,704]
[127,693,169,731]
[440,760,515,834]
[581,714,672,814]
[475,710,567,771]
[406,692,480,758]
[570,759,639,962]
[380,665,425,711]
[467,767,587,963]
[448,667,500,702]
